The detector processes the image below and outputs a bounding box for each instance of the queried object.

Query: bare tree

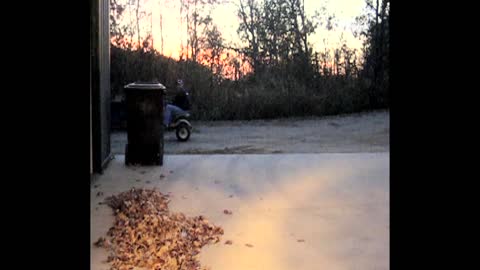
[237,0,262,73]
[159,13,164,54]
[136,0,141,47]
[357,0,390,107]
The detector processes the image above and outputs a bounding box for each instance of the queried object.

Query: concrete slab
[91,153,389,270]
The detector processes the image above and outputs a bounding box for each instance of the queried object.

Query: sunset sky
[125,0,368,59]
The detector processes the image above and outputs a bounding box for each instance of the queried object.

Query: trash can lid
[124,82,167,90]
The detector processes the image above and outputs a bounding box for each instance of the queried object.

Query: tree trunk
[136,0,141,49]
[150,12,153,49]
[160,13,164,54]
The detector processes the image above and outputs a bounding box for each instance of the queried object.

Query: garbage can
[124,82,166,166]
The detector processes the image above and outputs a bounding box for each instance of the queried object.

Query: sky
[128,0,367,59]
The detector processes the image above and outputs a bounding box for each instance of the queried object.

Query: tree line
[109,0,390,120]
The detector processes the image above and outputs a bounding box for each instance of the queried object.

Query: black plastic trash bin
[124,82,166,166]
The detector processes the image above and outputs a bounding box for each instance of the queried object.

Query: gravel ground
[111,110,389,154]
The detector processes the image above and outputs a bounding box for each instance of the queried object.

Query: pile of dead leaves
[95,188,224,270]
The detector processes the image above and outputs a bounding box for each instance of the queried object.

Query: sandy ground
[111,110,389,154]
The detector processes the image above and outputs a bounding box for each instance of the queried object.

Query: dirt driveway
[111,110,389,154]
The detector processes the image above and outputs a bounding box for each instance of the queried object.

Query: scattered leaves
[223,210,232,215]
[224,240,233,245]
[97,188,224,270]
[297,239,305,243]
[245,244,254,248]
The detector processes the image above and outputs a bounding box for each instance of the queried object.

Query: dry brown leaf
[223,210,233,215]
[224,240,233,245]
[94,237,107,247]
[245,243,254,248]
[297,239,305,242]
